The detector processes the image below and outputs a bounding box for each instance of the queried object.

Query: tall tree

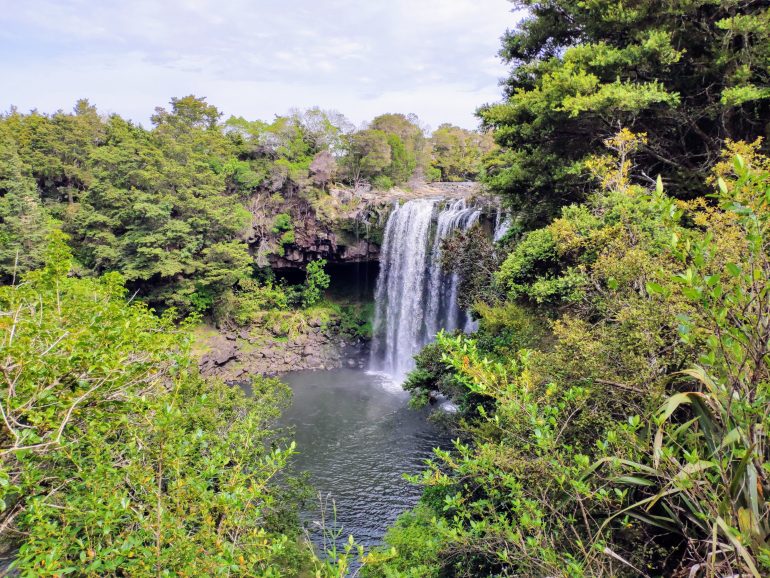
[342,129,392,184]
[481,0,770,224]
[370,113,426,179]
[429,123,496,181]
[0,127,48,280]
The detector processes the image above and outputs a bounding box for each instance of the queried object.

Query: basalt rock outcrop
[243,182,484,271]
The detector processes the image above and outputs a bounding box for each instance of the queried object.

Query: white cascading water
[370,198,482,381]
[493,211,511,242]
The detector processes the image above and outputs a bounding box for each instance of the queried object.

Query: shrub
[601,146,770,576]
[302,259,331,308]
[371,175,394,191]
[0,234,310,576]
[424,166,442,183]
[271,212,293,233]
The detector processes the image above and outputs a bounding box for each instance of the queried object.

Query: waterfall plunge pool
[276,368,451,551]
[255,197,501,555]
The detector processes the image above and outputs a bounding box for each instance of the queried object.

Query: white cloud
[0,0,524,128]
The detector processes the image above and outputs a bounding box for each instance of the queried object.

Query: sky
[0,0,524,131]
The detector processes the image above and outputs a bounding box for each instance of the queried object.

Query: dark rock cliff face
[273,240,378,269]
[241,188,391,272]
[242,182,484,272]
[268,211,384,271]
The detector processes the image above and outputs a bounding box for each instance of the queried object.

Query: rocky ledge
[198,319,368,380]
[246,181,484,271]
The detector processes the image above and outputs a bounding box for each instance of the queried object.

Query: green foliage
[371,175,394,191]
[364,504,443,577]
[370,138,770,577]
[402,340,462,409]
[424,166,442,183]
[384,134,414,185]
[213,262,343,329]
[271,212,293,233]
[337,301,375,340]
[302,259,331,308]
[217,277,292,326]
[3,99,105,209]
[343,129,392,184]
[279,229,296,246]
[601,145,770,576]
[341,114,426,186]
[271,212,296,252]
[0,97,470,318]
[481,0,770,224]
[370,113,425,180]
[428,124,495,182]
[0,127,48,281]
[0,234,310,576]
[473,301,546,358]
[496,227,561,301]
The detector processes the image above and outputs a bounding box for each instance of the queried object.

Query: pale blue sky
[1,0,523,129]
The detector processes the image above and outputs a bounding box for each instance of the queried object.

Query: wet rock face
[270,236,379,271]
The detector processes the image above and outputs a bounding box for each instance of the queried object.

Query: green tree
[481,0,770,224]
[371,114,424,159]
[384,133,414,185]
[0,127,48,280]
[429,124,495,181]
[151,94,223,131]
[343,129,392,185]
[302,259,331,308]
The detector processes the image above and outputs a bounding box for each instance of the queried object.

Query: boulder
[303,343,317,357]
[199,339,238,372]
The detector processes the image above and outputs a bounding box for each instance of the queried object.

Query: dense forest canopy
[0,99,492,314]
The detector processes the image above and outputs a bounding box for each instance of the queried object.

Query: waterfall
[370,198,481,381]
[493,211,511,242]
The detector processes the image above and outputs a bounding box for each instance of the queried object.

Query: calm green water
[279,368,449,548]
